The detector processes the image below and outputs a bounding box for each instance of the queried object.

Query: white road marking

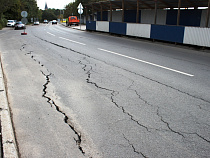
[98,48,194,77]
[47,32,55,36]
[59,37,86,45]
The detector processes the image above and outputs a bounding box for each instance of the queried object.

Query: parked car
[34,21,39,25]
[14,21,26,30]
[43,20,48,24]
[66,16,79,26]
[7,20,16,27]
[52,20,57,25]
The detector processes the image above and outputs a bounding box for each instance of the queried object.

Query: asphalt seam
[0,54,19,158]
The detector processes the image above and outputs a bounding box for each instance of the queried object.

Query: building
[45,2,48,10]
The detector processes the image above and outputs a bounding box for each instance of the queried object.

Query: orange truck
[66,16,80,26]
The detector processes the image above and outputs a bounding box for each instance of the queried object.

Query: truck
[66,16,79,26]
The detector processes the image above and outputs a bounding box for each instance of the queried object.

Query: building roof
[85,0,209,11]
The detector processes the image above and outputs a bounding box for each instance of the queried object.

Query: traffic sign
[21,18,28,24]
[21,11,28,18]
[78,9,83,14]
[77,3,83,15]
[77,3,83,10]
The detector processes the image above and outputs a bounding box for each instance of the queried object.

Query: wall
[86,21,210,47]
[96,21,109,32]
[111,10,122,22]
[184,27,210,47]
[126,23,151,38]
[166,9,202,26]
[96,9,209,27]
[200,10,210,27]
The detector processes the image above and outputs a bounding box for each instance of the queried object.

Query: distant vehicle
[14,21,26,30]
[66,16,79,26]
[43,20,48,24]
[7,20,16,27]
[62,19,66,23]
[52,20,57,25]
[34,21,39,25]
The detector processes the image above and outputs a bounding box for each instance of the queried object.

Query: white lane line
[47,32,55,36]
[59,37,86,45]
[98,48,194,77]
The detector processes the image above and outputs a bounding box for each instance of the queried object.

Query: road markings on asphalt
[59,37,86,45]
[98,48,194,77]
[47,32,55,36]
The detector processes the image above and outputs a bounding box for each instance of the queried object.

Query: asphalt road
[0,24,210,158]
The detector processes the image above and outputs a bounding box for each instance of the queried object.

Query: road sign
[77,3,83,15]
[21,18,28,24]
[21,11,28,18]
[77,3,83,30]
[78,9,83,14]
[77,3,83,10]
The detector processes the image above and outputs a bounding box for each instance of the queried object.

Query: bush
[0,18,7,30]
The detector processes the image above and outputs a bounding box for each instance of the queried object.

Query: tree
[20,0,39,21]
[4,0,21,20]
[42,9,61,21]
[64,0,104,18]
[0,0,18,28]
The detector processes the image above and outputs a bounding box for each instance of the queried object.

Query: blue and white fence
[86,21,210,47]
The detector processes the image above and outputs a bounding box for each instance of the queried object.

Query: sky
[37,0,75,10]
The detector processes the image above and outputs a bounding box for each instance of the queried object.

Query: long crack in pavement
[41,71,85,155]
[20,44,86,156]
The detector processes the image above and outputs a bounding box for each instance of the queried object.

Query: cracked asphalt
[0,24,210,158]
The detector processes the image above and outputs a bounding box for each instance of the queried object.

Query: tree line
[0,0,41,29]
[0,0,105,29]
[64,0,105,18]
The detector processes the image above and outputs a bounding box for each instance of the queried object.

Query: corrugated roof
[85,0,209,10]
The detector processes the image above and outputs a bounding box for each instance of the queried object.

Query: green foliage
[0,16,7,30]
[0,0,40,28]
[64,0,104,18]
[4,0,21,20]
[42,9,58,21]
[20,0,39,20]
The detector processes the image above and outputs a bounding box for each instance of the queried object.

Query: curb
[0,54,19,158]
[60,23,86,31]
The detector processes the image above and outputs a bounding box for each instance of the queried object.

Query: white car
[34,21,39,25]
[7,20,16,27]
[52,20,57,25]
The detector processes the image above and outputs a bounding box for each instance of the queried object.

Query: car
[52,20,57,25]
[34,21,39,25]
[14,21,26,30]
[7,20,16,27]
[43,20,48,24]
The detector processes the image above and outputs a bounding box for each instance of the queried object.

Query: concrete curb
[60,23,86,31]
[0,54,19,158]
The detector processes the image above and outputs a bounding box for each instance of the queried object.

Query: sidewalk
[71,25,86,31]
[0,54,18,157]
[60,23,86,31]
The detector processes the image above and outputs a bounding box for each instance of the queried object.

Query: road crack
[41,71,85,156]
[32,33,210,104]
[123,134,148,158]
[79,60,150,132]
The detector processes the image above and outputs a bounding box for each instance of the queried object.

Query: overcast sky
[37,0,75,10]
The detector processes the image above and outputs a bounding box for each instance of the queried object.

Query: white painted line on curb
[98,48,194,77]
[47,32,55,36]
[59,37,86,46]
